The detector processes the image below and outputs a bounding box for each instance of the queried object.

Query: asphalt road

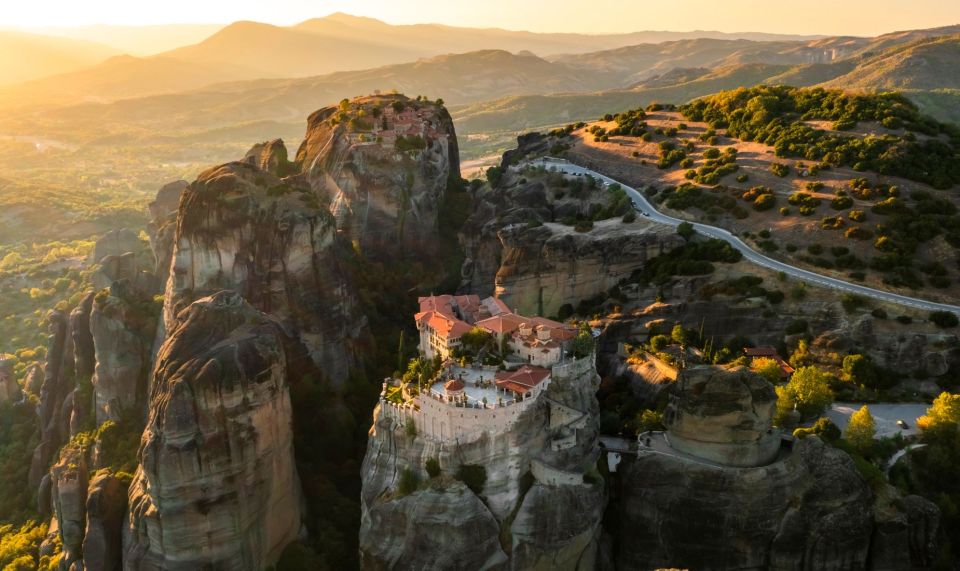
[532,157,960,315]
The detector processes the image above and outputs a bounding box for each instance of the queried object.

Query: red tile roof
[477,313,526,335]
[444,379,465,392]
[495,366,551,393]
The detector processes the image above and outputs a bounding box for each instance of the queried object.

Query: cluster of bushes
[770,162,790,177]
[395,135,427,152]
[603,108,648,138]
[635,238,743,285]
[787,191,821,216]
[657,141,687,169]
[680,86,960,188]
[684,147,739,185]
[741,186,776,211]
[658,184,747,220]
[699,274,784,304]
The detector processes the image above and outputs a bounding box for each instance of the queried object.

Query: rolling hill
[0,13,826,106]
[0,30,117,85]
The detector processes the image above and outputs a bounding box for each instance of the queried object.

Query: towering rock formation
[90,280,159,424]
[360,355,604,570]
[614,364,941,570]
[295,94,459,259]
[125,291,303,570]
[663,365,780,467]
[162,159,365,384]
[0,353,21,403]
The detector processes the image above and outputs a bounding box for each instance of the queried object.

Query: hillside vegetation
[681,86,960,188]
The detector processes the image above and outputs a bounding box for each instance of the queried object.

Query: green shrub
[398,467,420,495]
[456,464,487,494]
[771,163,790,177]
[425,458,441,478]
[930,311,959,328]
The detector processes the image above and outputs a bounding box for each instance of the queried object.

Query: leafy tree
[793,417,841,441]
[572,322,596,359]
[752,357,783,384]
[930,311,959,328]
[649,334,670,352]
[784,366,834,418]
[397,467,420,495]
[677,221,695,241]
[670,323,689,346]
[846,405,876,453]
[842,354,877,389]
[774,385,796,428]
[456,464,487,494]
[635,410,664,434]
[485,166,503,187]
[460,327,494,356]
[918,392,960,435]
[425,457,441,478]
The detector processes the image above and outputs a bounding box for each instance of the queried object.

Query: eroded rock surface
[163,160,365,383]
[295,94,459,259]
[360,356,604,570]
[663,365,780,467]
[124,291,302,570]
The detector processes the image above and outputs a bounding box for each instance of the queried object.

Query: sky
[5,0,959,36]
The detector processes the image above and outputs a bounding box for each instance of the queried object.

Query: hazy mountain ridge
[0,13,826,105]
[0,30,118,85]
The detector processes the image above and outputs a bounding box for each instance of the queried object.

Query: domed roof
[444,379,465,392]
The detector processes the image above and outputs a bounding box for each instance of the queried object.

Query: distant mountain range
[0,13,827,106]
[2,16,960,161]
[0,30,118,85]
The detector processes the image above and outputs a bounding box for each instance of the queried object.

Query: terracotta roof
[482,296,511,316]
[444,379,465,392]
[477,313,526,335]
[495,366,551,393]
[416,310,472,341]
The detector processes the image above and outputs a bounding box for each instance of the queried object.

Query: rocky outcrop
[30,308,76,486]
[83,471,128,571]
[870,493,940,570]
[295,94,459,259]
[124,291,302,570]
[0,353,21,403]
[23,362,45,396]
[163,160,365,383]
[50,445,90,570]
[663,365,780,468]
[90,280,158,424]
[617,436,875,569]
[147,181,187,289]
[822,315,960,394]
[495,220,680,317]
[91,229,142,265]
[360,481,508,570]
[360,356,604,570]
[243,139,295,177]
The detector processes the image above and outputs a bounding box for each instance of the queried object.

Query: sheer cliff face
[495,221,680,317]
[458,137,682,316]
[294,95,459,259]
[125,291,302,570]
[163,160,364,384]
[359,358,605,570]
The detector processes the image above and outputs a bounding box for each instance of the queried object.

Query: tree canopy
[846,405,876,453]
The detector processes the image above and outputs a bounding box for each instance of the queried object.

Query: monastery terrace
[379,294,593,442]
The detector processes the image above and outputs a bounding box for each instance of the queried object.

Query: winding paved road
[531,157,960,315]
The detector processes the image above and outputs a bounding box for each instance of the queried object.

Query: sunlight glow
[2,0,957,36]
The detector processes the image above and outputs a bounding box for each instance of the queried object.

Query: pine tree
[846,405,876,453]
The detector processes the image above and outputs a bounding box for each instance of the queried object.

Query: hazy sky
[7,0,959,36]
